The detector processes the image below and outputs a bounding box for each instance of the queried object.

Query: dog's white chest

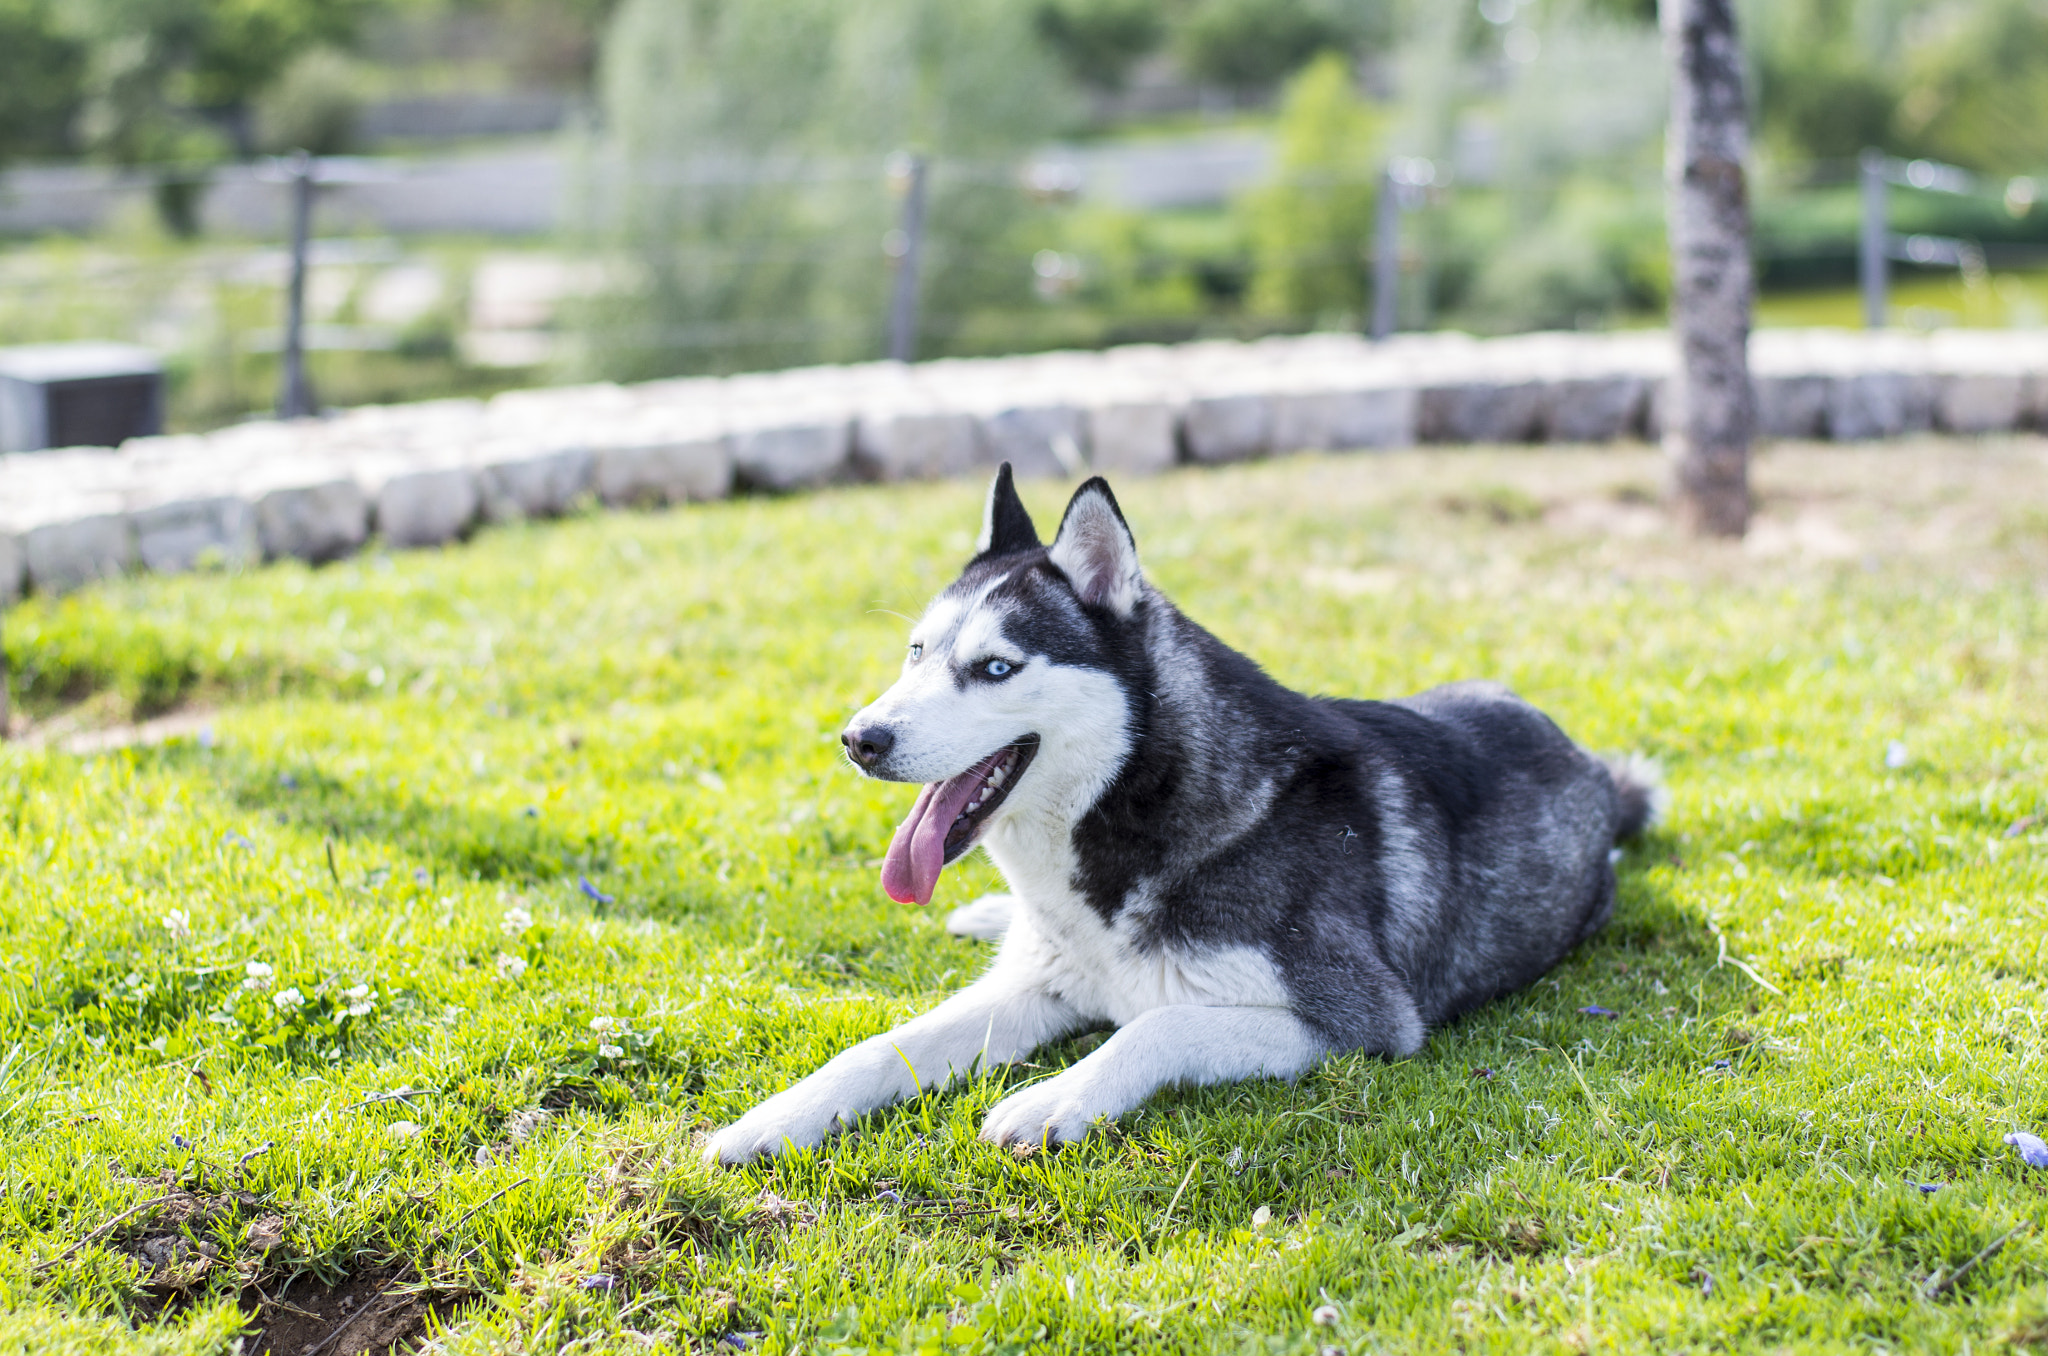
[995,887,1290,1027]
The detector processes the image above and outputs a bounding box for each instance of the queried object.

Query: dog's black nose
[842,723,894,769]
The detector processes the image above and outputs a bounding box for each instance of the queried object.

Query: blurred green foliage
[1240,52,1381,322]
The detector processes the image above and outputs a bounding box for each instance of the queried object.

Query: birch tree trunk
[1661,0,1754,537]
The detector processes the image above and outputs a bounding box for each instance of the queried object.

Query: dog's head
[844,464,1146,904]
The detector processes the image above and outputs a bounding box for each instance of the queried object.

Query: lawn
[1,440,2046,1355]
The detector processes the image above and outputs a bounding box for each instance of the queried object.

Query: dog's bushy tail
[1603,754,1666,842]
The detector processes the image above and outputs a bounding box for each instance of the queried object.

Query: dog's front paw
[701,1091,841,1166]
[980,1074,1111,1149]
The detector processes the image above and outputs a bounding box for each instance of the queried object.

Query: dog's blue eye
[908,643,923,661]
[982,658,1012,677]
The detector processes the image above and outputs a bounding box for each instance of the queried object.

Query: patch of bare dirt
[246,1272,466,1356]
[9,703,217,754]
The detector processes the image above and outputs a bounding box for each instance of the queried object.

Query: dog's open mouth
[880,736,1039,905]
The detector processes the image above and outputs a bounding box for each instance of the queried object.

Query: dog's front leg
[980,1004,1329,1148]
[703,971,1084,1165]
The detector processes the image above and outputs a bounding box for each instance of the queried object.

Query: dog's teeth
[989,765,1007,788]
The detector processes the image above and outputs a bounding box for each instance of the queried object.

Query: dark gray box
[0,342,164,452]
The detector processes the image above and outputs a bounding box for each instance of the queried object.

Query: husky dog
[704,466,1659,1164]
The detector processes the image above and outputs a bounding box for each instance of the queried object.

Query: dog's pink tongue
[880,764,990,905]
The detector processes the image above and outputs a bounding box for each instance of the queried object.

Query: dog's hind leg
[979,1005,1330,1149]
[703,968,1086,1165]
[945,894,1016,942]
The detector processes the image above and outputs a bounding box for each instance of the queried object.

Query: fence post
[1859,148,1888,330]
[886,152,929,365]
[278,149,316,419]
[1371,165,1402,341]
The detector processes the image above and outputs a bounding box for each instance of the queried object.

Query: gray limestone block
[1181,393,1272,465]
[256,479,370,564]
[1935,373,2024,434]
[1753,375,1830,439]
[376,467,481,548]
[855,411,982,481]
[979,405,1084,478]
[733,421,852,491]
[1084,401,1179,474]
[1539,376,1647,444]
[1825,372,1910,441]
[133,496,259,574]
[2025,373,2048,430]
[25,513,134,593]
[1419,381,1545,444]
[593,439,731,507]
[0,530,23,603]
[480,448,595,521]
[1270,387,1417,452]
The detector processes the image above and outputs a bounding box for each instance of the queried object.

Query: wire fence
[3,141,2046,430]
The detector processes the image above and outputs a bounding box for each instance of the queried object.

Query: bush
[253,46,364,156]
[1238,52,1381,322]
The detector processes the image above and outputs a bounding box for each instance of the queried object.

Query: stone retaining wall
[4,327,2045,601]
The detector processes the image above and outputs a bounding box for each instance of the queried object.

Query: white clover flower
[342,984,375,1017]
[273,987,303,1009]
[496,953,528,981]
[589,1015,615,1033]
[597,1043,624,1059]
[388,1120,421,1139]
[501,906,533,936]
[243,961,274,991]
[162,909,191,940]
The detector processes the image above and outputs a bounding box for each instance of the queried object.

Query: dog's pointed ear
[1048,477,1142,615]
[974,462,1040,557]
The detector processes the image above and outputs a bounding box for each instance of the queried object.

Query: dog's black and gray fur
[705,466,1659,1164]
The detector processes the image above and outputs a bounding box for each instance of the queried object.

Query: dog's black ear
[1048,477,1142,615]
[975,462,1040,557]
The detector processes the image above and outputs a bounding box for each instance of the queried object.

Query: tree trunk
[1661,0,1754,537]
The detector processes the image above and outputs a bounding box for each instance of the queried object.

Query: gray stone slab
[1825,372,1912,441]
[479,448,595,521]
[1085,400,1179,474]
[593,438,730,507]
[133,496,259,574]
[733,421,851,491]
[1181,393,1272,465]
[256,479,370,563]
[1753,375,1830,439]
[2026,374,2048,430]
[0,529,22,603]
[1270,387,1416,451]
[979,405,1084,478]
[1419,381,1545,444]
[1935,373,2024,434]
[376,467,481,548]
[1539,376,1647,444]
[855,411,982,481]
[25,512,134,592]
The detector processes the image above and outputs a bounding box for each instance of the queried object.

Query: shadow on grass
[124,742,618,885]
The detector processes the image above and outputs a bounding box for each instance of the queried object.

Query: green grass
[2,443,2047,1354]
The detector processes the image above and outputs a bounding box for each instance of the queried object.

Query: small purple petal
[1711,1059,1732,1071]
[1915,1182,1942,1193]
[579,877,615,905]
[1577,1005,1619,1019]
[2005,1131,2048,1169]
[580,1273,616,1291]
[171,1134,190,1149]
[874,1188,902,1203]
